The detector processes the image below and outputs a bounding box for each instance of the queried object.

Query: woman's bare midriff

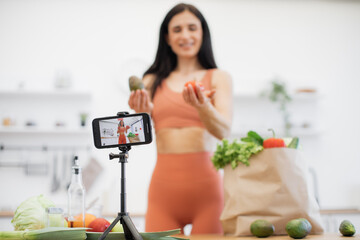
[155,127,216,154]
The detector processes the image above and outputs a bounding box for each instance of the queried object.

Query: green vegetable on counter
[212,139,263,170]
[11,195,55,231]
[250,219,275,238]
[339,220,356,236]
[286,218,312,239]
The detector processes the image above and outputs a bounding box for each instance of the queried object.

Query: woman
[117,119,130,144]
[128,3,232,234]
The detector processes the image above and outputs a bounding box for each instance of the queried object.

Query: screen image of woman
[117,119,130,144]
[98,116,145,146]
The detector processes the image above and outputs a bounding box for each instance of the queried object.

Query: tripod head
[109,145,131,163]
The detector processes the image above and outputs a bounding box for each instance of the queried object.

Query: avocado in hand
[129,75,144,91]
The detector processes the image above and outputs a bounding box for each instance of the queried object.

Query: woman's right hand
[128,89,153,114]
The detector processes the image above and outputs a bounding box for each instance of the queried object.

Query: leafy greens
[127,132,136,138]
[11,194,55,231]
[212,139,263,170]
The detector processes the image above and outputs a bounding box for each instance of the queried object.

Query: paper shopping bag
[128,135,140,143]
[220,148,324,236]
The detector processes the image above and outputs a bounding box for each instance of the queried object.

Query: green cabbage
[11,194,55,231]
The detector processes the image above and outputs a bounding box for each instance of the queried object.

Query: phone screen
[92,113,152,148]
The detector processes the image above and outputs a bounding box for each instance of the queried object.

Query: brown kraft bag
[220,148,324,236]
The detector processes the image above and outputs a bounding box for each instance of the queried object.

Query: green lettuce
[127,132,136,138]
[11,194,55,231]
[212,139,263,170]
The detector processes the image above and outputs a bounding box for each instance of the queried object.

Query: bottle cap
[72,156,81,175]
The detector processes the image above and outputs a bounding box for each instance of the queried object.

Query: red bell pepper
[263,129,286,148]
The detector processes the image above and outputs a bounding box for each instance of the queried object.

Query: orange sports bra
[117,126,130,135]
[152,69,215,131]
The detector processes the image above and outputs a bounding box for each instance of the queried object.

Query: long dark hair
[144,3,217,99]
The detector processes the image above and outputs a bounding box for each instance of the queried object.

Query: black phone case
[92,113,152,149]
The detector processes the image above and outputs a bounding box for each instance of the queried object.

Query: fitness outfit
[145,69,223,234]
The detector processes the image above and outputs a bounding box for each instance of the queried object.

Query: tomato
[184,81,204,97]
[87,218,111,232]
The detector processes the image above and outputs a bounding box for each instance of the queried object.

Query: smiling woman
[127,2,233,235]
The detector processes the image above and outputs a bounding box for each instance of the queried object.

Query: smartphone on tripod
[92,112,152,149]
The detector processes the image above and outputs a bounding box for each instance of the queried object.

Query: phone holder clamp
[117,111,129,117]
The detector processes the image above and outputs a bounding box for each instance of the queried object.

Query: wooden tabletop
[179,234,353,240]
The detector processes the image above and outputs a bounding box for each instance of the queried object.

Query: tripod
[98,145,143,240]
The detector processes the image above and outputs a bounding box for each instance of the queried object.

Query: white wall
[0,0,360,224]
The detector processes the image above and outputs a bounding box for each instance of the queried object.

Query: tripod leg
[121,215,143,240]
[98,215,121,240]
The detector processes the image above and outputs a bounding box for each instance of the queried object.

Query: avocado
[286,218,312,239]
[298,218,312,234]
[250,219,275,238]
[129,75,144,91]
[339,220,356,236]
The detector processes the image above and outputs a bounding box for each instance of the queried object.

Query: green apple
[108,218,124,232]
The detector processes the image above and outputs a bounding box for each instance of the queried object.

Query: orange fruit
[84,213,97,227]
[68,213,97,228]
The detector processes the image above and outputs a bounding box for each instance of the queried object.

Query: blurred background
[0,0,359,232]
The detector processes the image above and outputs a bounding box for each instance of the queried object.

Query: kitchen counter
[179,234,352,240]
[1,210,360,234]
[1,209,360,217]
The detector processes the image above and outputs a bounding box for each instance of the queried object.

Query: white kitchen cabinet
[0,88,93,155]
[0,90,92,145]
[0,90,93,213]
[0,90,92,134]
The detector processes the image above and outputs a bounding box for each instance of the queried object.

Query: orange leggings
[118,134,126,144]
[145,152,223,234]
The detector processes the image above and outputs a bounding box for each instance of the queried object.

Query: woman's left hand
[183,83,216,108]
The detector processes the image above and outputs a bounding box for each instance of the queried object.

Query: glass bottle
[67,156,85,227]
